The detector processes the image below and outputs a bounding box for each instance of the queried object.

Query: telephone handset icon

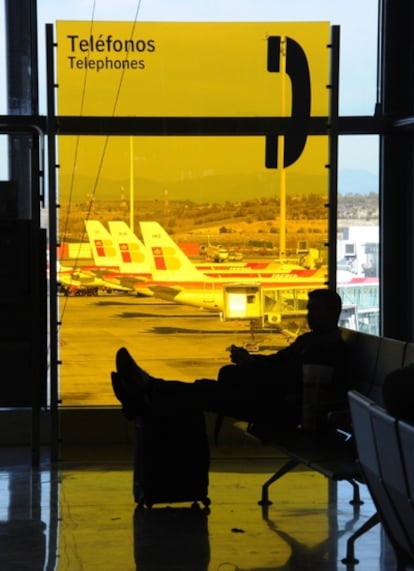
[265,36,311,169]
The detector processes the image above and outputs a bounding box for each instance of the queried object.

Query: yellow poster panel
[56,21,330,117]
[56,22,332,410]
[56,21,331,206]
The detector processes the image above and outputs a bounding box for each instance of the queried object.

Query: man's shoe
[111,370,128,402]
[111,371,142,420]
[116,347,152,389]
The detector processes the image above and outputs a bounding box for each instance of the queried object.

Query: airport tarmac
[58,293,293,406]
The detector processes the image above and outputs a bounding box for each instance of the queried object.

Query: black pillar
[2,1,47,467]
[5,0,39,223]
[380,0,414,340]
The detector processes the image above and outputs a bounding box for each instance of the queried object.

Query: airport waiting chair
[346,391,413,567]
[370,405,414,563]
[398,420,414,543]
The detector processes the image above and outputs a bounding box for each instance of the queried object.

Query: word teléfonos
[65,34,156,72]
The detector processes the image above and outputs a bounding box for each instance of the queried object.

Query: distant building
[337,225,379,277]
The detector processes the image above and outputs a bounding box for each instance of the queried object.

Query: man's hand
[228,345,255,366]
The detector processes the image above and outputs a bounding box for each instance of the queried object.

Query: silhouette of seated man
[111,288,348,432]
[383,364,414,424]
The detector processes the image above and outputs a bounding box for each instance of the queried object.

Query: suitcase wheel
[190,498,211,509]
[136,499,153,509]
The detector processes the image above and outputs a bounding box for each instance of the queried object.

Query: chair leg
[258,458,299,506]
[349,479,364,506]
[341,511,380,565]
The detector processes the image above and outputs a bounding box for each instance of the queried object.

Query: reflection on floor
[0,442,400,571]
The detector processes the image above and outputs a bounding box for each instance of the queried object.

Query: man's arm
[228,345,256,366]
[228,344,289,367]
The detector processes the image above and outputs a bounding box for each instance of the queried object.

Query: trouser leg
[146,371,257,420]
[146,379,222,414]
[217,364,301,427]
[144,364,300,427]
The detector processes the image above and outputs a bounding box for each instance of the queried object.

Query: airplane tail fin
[139,221,206,281]
[85,220,120,267]
[108,221,152,275]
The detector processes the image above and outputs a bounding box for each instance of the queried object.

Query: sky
[0,0,380,175]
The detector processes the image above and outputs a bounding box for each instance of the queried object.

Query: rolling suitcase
[133,410,211,508]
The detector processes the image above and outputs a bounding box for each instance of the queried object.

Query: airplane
[139,220,330,323]
[105,220,308,279]
[200,239,230,262]
[56,223,137,295]
[85,220,154,296]
[139,220,380,332]
[84,219,378,331]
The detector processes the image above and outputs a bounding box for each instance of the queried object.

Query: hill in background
[60,168,378,204]
[339,169,378,194]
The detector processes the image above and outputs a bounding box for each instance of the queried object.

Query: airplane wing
[58,266,132,292]
[86,268,153,296]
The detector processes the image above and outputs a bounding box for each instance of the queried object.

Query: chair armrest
[327,407,352,434]
[302,397,349,432]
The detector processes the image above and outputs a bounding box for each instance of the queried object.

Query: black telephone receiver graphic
[265,36,311,169]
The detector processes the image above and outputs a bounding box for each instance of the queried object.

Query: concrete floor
[0,434,401,571]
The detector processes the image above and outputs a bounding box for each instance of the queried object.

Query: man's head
[306,289,342,332]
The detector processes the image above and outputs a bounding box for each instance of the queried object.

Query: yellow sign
[55,21,331,205]
[56,21,330,117]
